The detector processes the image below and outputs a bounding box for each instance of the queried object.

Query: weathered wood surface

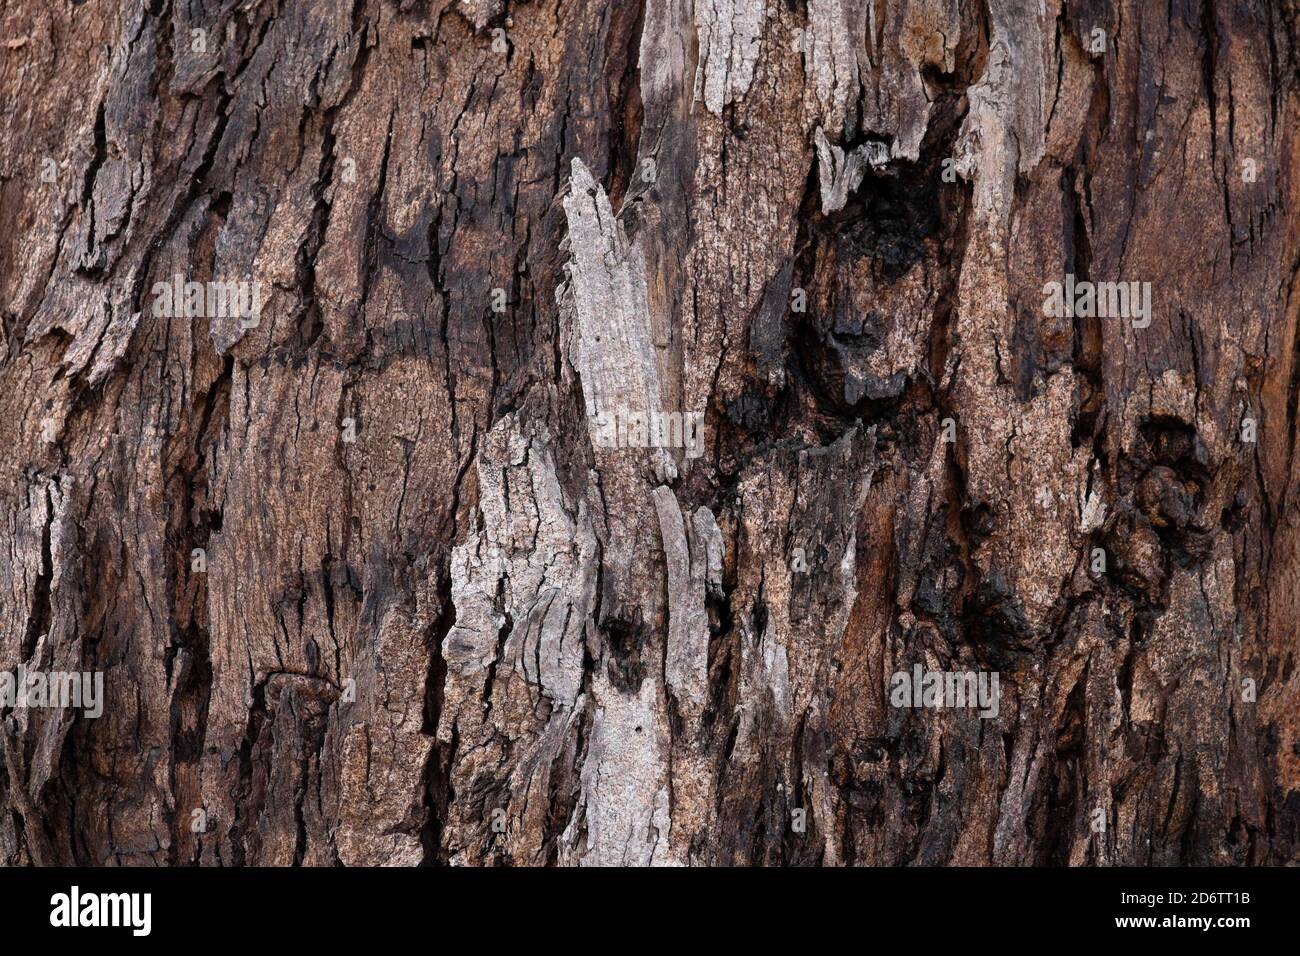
[0,0,1297,865]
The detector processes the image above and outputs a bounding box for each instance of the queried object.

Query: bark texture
[1,0,1298,866]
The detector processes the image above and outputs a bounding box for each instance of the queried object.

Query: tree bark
[0,0,1297,866]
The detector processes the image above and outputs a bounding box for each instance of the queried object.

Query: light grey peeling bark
[0,0,1298,867]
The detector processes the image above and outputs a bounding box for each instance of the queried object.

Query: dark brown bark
[0,0,1297,866]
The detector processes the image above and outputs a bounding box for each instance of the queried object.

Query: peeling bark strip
[693,0,765,115]
[0,0,1297,867]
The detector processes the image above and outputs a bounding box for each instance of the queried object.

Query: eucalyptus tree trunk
[0,0,1297,866]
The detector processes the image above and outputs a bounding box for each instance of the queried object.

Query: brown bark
[0,0,1297,866]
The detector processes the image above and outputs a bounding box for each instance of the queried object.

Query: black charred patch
[826,157,941,283]
[724,390,773,435]
[962,503,997,544]
[811,91,967,285]
[604,616,647,693]
[963,571,1033,666]
[912,508,965,620]
[1220,489,1249,532]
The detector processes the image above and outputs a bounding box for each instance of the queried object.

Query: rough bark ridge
[0,0,1297,866]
